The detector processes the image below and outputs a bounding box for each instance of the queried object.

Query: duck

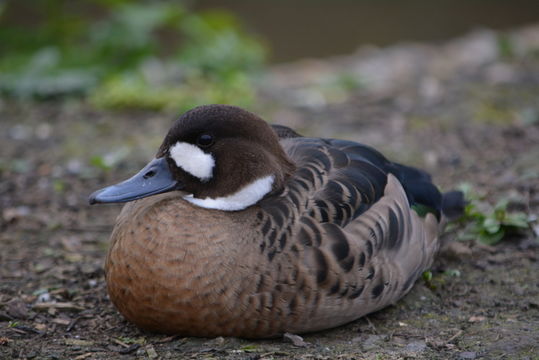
[89,104,463,338]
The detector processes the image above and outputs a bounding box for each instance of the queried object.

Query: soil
[1,26,539,359]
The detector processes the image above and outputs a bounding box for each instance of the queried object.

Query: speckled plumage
[94,105,462,338]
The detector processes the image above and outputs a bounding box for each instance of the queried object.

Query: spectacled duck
[89,105,463,338]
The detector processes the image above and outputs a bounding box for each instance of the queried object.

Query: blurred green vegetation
[449,183,532,245]
[0,0,266,111]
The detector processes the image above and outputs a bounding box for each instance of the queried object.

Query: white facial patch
[184,175,274,211]
[169,141,215,182]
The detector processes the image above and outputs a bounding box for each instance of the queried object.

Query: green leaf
[479,230,505,245]
[451,183,531,245]
[444,269,461,277]
[116,336,146,345]
[422,271,433,282]
[494,198,509,211]
[482,217,501,234]
[53,179,66,193]
[90,155,111,171]
[240,345,259,352]
[502,213,530,229]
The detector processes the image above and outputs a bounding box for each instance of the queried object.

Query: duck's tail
[441,190,466,221]
[388,163,465,221]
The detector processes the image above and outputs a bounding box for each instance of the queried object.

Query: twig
[119,344,140,355]
[33,302,84,311]
[447,329,463,343]
[364,316,377,334]
[112,338,130,348]
[66,317,80,332]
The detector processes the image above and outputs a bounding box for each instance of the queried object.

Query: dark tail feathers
[441,190,466,220]
[388,163,465,220]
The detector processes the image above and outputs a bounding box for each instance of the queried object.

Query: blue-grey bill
[88,157,181,204]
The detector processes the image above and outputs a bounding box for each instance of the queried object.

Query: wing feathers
[255,137,444,332]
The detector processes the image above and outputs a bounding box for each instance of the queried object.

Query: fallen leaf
[155,335,180,343]
[51,318,71,326]
[64,253,83,263]
[203,336,225,347]
[283,332,309,347]
[61,236,82,252]
[34,323,47,331]
[441,241,472,258]
[468,315,486,323]
[146,344,158,359]
[65,339,94,346]
[240,345,259,353]
[426,338,446,349]
[74,353,95,360]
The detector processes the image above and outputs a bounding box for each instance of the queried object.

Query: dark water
[196,0,539,63]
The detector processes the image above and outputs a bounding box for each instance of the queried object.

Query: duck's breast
[105,192,270,336]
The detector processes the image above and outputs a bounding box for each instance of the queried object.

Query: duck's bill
[89,157,182,204]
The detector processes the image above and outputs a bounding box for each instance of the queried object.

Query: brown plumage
[90,105,463,338]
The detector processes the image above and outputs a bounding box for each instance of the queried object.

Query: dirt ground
[1,26,539,359]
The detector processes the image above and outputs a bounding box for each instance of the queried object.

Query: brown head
[89,105,295,211]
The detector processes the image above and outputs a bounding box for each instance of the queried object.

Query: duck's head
[89,105,296,211]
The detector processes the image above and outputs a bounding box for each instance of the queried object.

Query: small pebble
[37,292,51,303]
[459,351,477,359]
[9,125,31,140]
[406,340,427,353]
[5,298,29,319]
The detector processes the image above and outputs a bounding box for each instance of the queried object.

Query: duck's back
[252,136,441,334]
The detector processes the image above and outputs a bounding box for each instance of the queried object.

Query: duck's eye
[196,134,214,148]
